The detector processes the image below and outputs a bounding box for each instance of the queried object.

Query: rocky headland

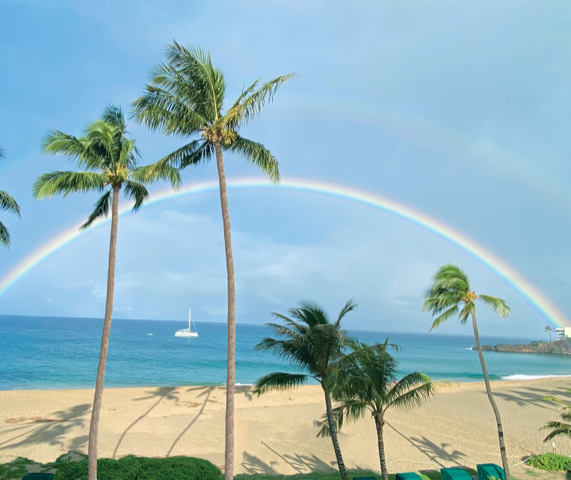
[474,338,571,355]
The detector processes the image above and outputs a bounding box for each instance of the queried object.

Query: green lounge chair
[353,476,377,480]
[477,464,505,480]
[440,468,472,480]
[21,474,54,480]
[396,473,422,480]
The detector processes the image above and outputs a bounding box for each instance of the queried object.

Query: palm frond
[458,302,474,324]
[118,138,141,170]
[294,300,331,327]
[225,73,296,129]
[429,305,459,331]
[131,84,208,135]
[0,191,21,217]
[80,190,112,230]
[544,394,571,406]
[254,337,314,370]
[0,221,10,248]
[228,136,280,182]
[542,421,571,441]
[253,372,309,396]
[164,42,226,122]
[432,264,471,290]
[387,374,434,412]
[33,171,105,199]
[41,131,101,171]
[0,146,5,159]
[131,159,182,188]
[101,104,127,134]
[335,299,358,327]
[157,139,213,169]
[123,181,149,210]
[316,399,369,437]
[478,294,511,318]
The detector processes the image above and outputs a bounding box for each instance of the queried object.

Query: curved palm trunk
[471,311,510,480]
[88,185,120,480]
[215,144,236,480]
[374,414,388,480]
[323,389,349,480]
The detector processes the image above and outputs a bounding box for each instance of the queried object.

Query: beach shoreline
[1,378,570,474]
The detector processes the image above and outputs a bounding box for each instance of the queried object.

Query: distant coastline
[474,338,571,355]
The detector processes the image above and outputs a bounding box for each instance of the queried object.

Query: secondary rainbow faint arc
[0,176,567,327]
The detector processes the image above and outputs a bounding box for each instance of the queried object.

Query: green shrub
[0,457,35,480]
[54,456,221,480]
[526,453,571,471]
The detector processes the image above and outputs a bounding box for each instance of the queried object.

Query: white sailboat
[175,309,198,337]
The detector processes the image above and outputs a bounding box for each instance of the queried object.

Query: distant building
[556,327,571,339]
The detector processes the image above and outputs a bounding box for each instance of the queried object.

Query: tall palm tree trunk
[215,144,236,480]
[323,390,349,480]
[88,185,120,480]
[471,311,510,480]
[374,415,388,480]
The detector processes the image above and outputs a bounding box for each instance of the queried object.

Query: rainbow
[0,176,567,327]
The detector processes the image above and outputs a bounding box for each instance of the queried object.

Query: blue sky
[0,0,570,337]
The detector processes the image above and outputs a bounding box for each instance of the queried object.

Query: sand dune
[1,378,570,475]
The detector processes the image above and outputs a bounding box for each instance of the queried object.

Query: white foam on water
[502,374,571,381]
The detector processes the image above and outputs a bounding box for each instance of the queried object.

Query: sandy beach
[0,378,570,475]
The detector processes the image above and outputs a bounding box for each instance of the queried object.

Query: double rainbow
[0,176,567,327]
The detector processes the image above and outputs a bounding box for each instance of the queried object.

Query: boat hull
[175,331,198,337]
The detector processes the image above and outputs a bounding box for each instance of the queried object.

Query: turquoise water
[1,315,570,390]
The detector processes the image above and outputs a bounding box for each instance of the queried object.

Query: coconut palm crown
[545,325,555,342]
[0,147,21,248]
[423,264,511,479]
[318,339,435,480]
[423,264,510,331]
[131,42,295,179]
[34,105,180,224]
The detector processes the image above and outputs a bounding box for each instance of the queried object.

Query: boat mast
[189,308,191,330]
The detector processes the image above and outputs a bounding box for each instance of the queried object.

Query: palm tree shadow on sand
[0,403,91,451]
[113,387,180,458]
[385,421,467,469]
[489,386,568,412]
[241,451,279,475]
[166,386,220,457]
[260,440,336,474]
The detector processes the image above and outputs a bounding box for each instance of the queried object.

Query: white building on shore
[556,327,571,339]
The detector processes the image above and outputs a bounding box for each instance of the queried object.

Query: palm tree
[545,325,554,342]
[131,41,295,479]
[0,147,21,248]
[318,339,435,480]
[253,300,360,480]
[542,390,571,441]
[423,264,511,479]
[33,105,180,480]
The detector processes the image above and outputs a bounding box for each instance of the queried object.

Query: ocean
[1,315,570,391]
